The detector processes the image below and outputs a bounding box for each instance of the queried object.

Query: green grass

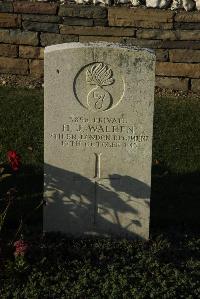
[1,235,200,298]
[0,86,200,298]
[0,87,43,167]
[152,96,200,230]
[0,87,43,236]
[153,96,200,174]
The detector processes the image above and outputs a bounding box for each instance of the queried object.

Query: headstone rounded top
[44,39,155,239]
[44,42,155,58]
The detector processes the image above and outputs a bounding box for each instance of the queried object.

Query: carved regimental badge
[86,63,114,111]
[74,62,124,112]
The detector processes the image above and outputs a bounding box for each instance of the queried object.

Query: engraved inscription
[50,116,149,149]
[74,62,124,112]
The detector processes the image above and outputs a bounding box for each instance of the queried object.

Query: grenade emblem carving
[86,63,114,112]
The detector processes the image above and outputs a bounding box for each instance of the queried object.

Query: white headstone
[44,42,155,239]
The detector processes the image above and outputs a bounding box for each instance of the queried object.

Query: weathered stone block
[108,8,173,29]
[79,35,121,43]
[59,4,107,19]
[110,19,173,29]
[137,29,200,41]
[174,23,200,30]
[0,57,28,74]
[136,29,176,40]
[141,22,173,29]
[156,76,189,91]
[19,46,44,59]
[161,40,200,49]
[22,21,59,33]
[169,49,200,63]
[137,29,177,40]
[177,30,200,40]
[155,49,169,62]
[0,13,21,28]
[93,19,108,26]
[0,29,39,46]
[22,14,61,23]
[63,17,93,27]
[108,7,174,27]
[13,1,58,15]
[156,62,200,78]
[122,38,200,50]
[0,44,18,57]
[191,79,200,92]
[121,38,163,49]
[0,2,13,13]
[29,59,44,77]
[60,25,135,37]
[175,11,200,23]
[40,33,78,47]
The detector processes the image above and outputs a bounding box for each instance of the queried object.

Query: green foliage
[1,235,200,298]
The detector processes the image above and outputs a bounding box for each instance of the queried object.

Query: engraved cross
[92,153,121,225]
[74,153,120,225]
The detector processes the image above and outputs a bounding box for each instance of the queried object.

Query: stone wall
[0,1,200,91]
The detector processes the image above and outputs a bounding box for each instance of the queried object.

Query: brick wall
[0,1,200,91]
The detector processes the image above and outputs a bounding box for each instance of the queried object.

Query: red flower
[14,240,28,257]
[7,150,21,171]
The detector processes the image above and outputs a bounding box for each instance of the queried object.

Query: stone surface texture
[44,42,155,239]
[40,32,78,46]
[191,78,200,91]
[22,21,59,33]
[59,25,135,36]
[0,44,18,57]
[0,2,13,13]
[156,62,200,77]
[0,29,39,46]
[156,76,189,90]
[0,57,28,74]
[19,45,44,59]
[13,1,58,15]
[0,2,199,92]
[29,59,44,77]
[0,13,21,28]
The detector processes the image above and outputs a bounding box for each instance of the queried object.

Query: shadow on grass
[0,164,43,240]
[150,164,200,235]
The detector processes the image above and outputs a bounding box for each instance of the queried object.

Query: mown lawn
[0,86,200,298]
